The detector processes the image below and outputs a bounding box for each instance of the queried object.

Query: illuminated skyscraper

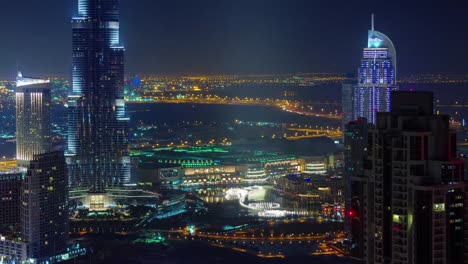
[353,14,397,124]
[15,72,52,168]
[67,0,130,191]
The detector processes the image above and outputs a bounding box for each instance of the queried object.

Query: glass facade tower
[67,0,130,192]
[353,15,397,124]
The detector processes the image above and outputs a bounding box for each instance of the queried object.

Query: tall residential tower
[67,0,130,191]
[21,151,69,260]
[351,91,467,263]
[343,118,368,240]
[16,73,52,167]
[353,15,397,124]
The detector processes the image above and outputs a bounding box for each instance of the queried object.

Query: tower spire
[371,13,375,34]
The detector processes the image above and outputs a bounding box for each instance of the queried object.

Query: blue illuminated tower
[67,0,130,192]
[353,14,397,124]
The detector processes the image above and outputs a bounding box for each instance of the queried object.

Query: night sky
[0,0,467,77]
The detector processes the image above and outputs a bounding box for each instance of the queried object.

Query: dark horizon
[0,0,467,77]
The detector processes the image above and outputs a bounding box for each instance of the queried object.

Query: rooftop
[16,71,50,87]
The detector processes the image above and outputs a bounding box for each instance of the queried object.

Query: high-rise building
[0,152,70,263]
[351,91,467,263]
[343,118,368,241]
[353,14,397,124]
[16,72,52,168]
[21,151,69,260]
[341,76,356,134]
[0,173,22,233]
[67,0,130,191]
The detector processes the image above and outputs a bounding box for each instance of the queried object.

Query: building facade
[275,173,344,205]
[0,239,30,264]
[344,118,368,240]
[342,77,356,133]
[353,15,397,124]
[16,73,51,168]
[351,91,467,264]
[0,173,22,233]
[67,0,130,191]
[21,151,69,259]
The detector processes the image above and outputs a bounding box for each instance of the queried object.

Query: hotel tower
[353,15,397,124]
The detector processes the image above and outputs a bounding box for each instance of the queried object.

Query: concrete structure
[302,156,328,175]
[0,238,29,264]
[0,173,22,233]
[22,151,68,260]
[344,118,368,238]
[342,77,356,133]
[137,163,183,186]
[0,152,72,263]
[351,91,467,264]
[244,164,268,183]
[275,173,344,205]
[183,165,244,185]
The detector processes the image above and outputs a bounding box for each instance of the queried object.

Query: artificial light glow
[368,36,383,48]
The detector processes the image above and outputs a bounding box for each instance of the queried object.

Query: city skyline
[0,0,467,77]
[2,1,468,263]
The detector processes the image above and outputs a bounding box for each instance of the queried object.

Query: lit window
[433,203,445,212]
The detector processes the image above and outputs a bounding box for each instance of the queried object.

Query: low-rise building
[275,173,344,204]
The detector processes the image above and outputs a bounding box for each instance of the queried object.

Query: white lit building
[15,72,51,168]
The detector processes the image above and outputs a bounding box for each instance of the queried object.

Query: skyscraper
[0,152,70,263]
[0,173,22,233]
[341,77,356,134]
[16,72,52,168]
[21,151,68,260]
[67,0,130,191]
[351,91,467,263]
[353,14,397,124]
[343,118,367,241]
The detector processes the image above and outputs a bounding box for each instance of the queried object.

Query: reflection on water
[194,187,227,204]
[185,185,323,217]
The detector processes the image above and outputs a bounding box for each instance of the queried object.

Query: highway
[285,127,342,140]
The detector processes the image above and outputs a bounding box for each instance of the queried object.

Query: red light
[348,210,355,217]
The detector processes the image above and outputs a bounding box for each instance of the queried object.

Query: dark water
[214,83,341,102]
[127,103,338,126]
